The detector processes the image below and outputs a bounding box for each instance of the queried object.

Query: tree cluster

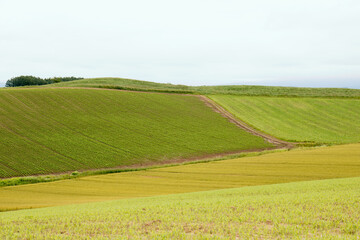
[5,76,83,87]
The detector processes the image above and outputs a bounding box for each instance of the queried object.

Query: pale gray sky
[1,0,360,88]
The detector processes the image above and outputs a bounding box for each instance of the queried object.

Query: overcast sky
[1,0,359,88]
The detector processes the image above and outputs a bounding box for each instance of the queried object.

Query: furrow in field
[0,88,272,177]
[0,121,87,169]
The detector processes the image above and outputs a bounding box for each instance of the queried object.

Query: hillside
[51,77,360,98]
[1,176,359,239]
[1,143,359,211]
[0,88,271,178]
[1,79,359,239]
[210,95,360,144]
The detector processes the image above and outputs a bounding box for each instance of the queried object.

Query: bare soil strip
[197,96,294,148]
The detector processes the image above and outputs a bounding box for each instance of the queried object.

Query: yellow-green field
[1,177,359,239]
[1,143,359,211]
[2,79,360,239]
[210,95,360,144]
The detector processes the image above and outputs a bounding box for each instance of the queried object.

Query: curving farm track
[198,95,294,148]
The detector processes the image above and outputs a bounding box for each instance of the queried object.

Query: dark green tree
[5,76,83,87]
[5,76,46,87]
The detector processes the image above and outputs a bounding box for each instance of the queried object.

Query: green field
[50,77,360,98]
[1,144,359,211]
[1,79,360,239]
[210,95,360,144]
[0,88,271,178]
[1,176,359,239]
[51,77,195,94]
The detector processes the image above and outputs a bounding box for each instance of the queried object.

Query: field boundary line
[197,96,294,148]
[21,87,295,148]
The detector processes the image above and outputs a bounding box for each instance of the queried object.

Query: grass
[1,143,359,211]
[1,176,359,239]
[210,95,360,144]
[0,88,271,178]
[50,77,360,98]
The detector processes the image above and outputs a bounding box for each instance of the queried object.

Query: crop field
[1,143,359,211]
[1,176,359,239]
[3,80,360,239]
[51,77,195,94]
[0,88,271,178]
[51,77,360,98]
[210,95,360,144]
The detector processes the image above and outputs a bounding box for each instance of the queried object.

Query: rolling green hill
[1,176,359,239]
[1,143,359,211]
[51,77,360,98]
[0,88,271,178]
[1,79,359,239]
[210,95,360,144]
[49,78,360,145]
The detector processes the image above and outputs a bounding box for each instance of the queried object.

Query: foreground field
[210,95,360,144]
[1,144,359,211]
[51,77,360,98]
[1,176,359,239]
[0,88,270,178]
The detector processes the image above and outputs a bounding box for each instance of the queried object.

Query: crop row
[0,88,270,177]
[210,95,360,144]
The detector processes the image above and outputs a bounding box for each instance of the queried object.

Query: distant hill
[49,77,360,145]
[51,77,360,98]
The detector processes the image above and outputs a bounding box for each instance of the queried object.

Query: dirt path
[25,86,295,148]
[197,96,294,148]
[0,86,297,181]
